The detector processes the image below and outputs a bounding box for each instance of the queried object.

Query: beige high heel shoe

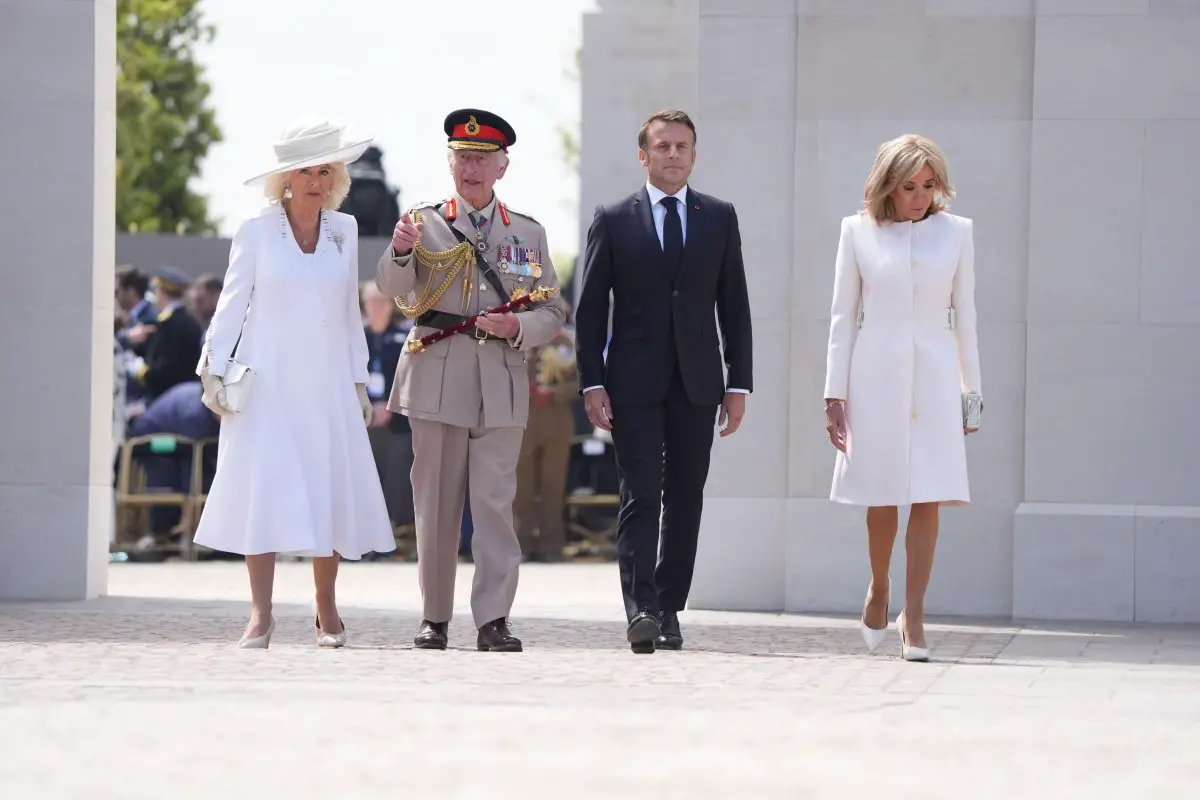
[238,618,275,649]
[314,605,346,648]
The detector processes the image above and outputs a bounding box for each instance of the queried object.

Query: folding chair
[115,434,203,559]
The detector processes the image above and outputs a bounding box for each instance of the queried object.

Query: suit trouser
[610,369,717,621]
[513,404,573,555]
[410,418,524,628]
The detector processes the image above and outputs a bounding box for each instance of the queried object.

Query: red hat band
[450,117,508,151]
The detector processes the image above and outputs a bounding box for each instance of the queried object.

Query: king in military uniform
[376,109,567,652]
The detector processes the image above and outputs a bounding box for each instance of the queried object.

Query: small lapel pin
[692,204,700,210]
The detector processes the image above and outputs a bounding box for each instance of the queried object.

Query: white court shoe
[859,606,890,653]
[238,618,275,649]
[314,606,347,648]
[897,611,930,662]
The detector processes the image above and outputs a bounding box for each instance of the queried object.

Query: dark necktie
[661,196,683,280]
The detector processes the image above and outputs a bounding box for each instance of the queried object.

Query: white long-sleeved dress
[193,206,395,558]
[823,211,981,507]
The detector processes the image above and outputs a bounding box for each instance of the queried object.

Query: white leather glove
[200,368,233,416]
[355,383,372,427]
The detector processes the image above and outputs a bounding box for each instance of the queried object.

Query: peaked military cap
[444,108,516,153]
[152,265,191,294]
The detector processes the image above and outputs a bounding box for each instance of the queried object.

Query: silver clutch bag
[962,391,983,429]
[222,359,255,413]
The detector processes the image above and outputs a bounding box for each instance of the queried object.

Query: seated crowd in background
[110,265,610,561]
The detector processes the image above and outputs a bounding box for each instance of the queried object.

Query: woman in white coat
[195,119,396,649]
[823,135,981,662]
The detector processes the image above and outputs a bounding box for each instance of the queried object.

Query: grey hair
[446,149,510,168]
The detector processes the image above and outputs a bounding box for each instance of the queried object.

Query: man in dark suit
[132,267,204,403]
[576,109,753,654]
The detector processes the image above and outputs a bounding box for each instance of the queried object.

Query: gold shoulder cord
[392,209,477,318]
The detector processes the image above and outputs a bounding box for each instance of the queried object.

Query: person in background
[129,266,204,403]
[126,380,222,555]
[115,266,159,419]
[187,274,223,332]
[115,266,158,349]
[514,325,578,562]
[361,280,415,555]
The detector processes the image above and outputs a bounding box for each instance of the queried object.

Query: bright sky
[193,0,595,262]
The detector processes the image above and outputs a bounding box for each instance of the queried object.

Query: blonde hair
[264,162,352,210]
[862,134,954,224]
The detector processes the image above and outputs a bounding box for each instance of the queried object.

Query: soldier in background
[514,325,578,562]
[129,266,204,403]
[361,280,416,553]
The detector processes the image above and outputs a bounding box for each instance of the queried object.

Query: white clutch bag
[222,359,255,413]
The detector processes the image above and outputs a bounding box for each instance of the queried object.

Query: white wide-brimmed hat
[243,119,373,186]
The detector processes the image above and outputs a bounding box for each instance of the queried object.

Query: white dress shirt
[583,182,747,396]
[646,181,689,248]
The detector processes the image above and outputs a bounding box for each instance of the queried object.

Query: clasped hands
[200,367,232,417]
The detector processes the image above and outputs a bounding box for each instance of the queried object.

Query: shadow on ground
[3,595,1199,667]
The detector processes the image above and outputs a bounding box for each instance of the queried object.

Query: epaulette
[404,199,441,217]
[499,203,539,226]
[156,308,174,323]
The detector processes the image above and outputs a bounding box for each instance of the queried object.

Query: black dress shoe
[414,620,448,650]
[477,618,523,652]
[657,611,683,651]
[627,610,661,654]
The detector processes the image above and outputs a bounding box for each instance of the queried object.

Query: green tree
[116,0,222,234]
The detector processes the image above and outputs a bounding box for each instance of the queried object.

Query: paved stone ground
[2,562,1199,799]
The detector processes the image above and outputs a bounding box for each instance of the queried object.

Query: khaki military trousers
[410,417,524,628]
[514,403,574,557]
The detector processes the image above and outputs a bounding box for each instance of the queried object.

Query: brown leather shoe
[414,620,448,650]
[477,618,523,652]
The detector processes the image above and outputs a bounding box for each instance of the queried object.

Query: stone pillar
[578,0,699,307]
[0,0,115,599]
[580,0,1200,622]
[1014,1,1200,623]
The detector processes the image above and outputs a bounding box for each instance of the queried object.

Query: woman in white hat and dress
[195,119,396,648]
[823,134,982,662]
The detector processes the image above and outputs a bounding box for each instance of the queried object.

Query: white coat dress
[193,206,396,559]
[823,211,981,506]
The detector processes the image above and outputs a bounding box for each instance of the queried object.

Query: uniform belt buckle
[473,320,489,342]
